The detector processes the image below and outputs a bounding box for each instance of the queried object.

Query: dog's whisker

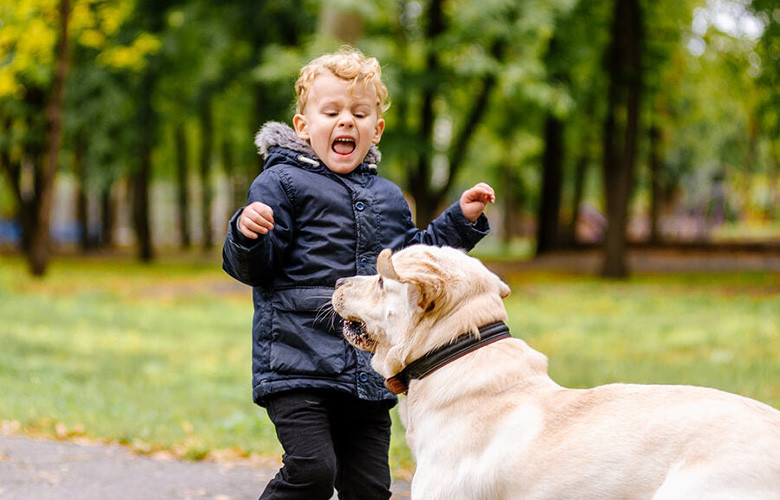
[315,300,344,330]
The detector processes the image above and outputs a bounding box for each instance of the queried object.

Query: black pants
[259,389,393,500]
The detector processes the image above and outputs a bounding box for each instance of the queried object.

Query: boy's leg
[260,390,338,500]
[331,396,393,500]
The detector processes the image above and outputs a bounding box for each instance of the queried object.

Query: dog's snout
[335,278,346,289]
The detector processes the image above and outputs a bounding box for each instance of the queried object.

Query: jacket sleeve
[403,201,490,252]
[222,170,294,287]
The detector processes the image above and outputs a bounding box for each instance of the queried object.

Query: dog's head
[332,245,511,379]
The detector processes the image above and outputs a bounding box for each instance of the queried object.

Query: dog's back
[528,381,780,499]
[407,336,780,499]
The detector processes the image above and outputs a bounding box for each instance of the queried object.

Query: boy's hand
[460,183,496,222]
[238,201,275,238]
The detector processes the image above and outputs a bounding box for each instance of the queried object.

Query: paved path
[0,436,411,500]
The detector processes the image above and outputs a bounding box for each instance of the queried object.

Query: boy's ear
[293,114,310,141]
[372,118,385,144]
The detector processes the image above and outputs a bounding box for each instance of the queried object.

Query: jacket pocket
[269,287,347,376]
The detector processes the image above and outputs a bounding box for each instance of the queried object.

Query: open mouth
[342,319,376,351]
[332,137,356,156]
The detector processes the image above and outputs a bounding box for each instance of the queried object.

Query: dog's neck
[375,287,508,382]
[384,321,511,395]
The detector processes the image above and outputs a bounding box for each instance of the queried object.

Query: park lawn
[0,254,778,478]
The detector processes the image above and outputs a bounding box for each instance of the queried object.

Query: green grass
[0,253,778,478]
[506,271,779,408]
[0,254,279,461]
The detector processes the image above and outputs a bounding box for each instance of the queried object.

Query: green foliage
[655,0,778,220]
[1,0,777,256]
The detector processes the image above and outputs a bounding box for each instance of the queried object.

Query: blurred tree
[747,0,778,219]
[125,0,182,262]
[534,0,609,255]
[549,0,611,248]
[157,1,254,251]
[536,33,567,256]
[3,0,774,272]
[7,0,176,263]
[658,0,775,231]
[375,0,573,226]
[33,0,70,275]
[0,0,73,275]
[173,124,191,249]
[64,0,144,251]
[600,0,643,278]
[640,0,694,243]
[157,1,233,252]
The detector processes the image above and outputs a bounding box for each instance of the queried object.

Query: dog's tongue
[333,139,355,155]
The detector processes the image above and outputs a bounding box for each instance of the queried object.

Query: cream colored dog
[332,245,780,500]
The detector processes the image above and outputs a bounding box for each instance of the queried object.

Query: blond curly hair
[295,47,390,117]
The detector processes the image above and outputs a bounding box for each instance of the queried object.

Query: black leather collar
[384,321,511,395]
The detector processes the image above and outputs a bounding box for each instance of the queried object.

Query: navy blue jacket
[222,122,489,406]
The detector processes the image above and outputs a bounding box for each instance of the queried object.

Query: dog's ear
[377,248,400,281]
[403,260,448,313]
[379,247,446,312]
[413,279,446,313]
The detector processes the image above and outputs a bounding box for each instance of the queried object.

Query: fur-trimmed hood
[254,121,382,166]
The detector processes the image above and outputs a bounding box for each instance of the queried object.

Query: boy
[222,47,495,500]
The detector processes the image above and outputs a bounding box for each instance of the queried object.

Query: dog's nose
[335,278,346,289]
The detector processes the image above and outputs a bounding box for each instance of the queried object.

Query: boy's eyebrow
[317,97,375,109]
[316,98,343,110]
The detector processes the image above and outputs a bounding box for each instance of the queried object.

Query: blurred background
[0,0,778,481]
[0,0,777,277]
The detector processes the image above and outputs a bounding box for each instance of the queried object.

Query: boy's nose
[337,115,354,128]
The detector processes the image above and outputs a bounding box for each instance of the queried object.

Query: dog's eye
[377,276,384,289]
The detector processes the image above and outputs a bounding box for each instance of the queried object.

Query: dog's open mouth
[342,319,376,351]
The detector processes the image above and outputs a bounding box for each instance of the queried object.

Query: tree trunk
[199,96,214,250]
[600,0,643,278]
[565,98,596,246]
[407,0,444,228]
[501,143,518,247]
[132,160,153,261]
[28,0,70,276]
[133,72,156,263]
[770,145,779,220]
[536,114,565,255]
[1,118,29,253]
[222,137,245,213]
[175,124,191,249]
[648,118,662,244]
[74,133,93,251]
[100,186,115,248]
[743,116,759,210]
[566,153,589,245]
[406,0,501,227]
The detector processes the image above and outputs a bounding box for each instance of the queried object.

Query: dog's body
[332,245,780,499]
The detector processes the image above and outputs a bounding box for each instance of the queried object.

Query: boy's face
[293,72,385,175]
